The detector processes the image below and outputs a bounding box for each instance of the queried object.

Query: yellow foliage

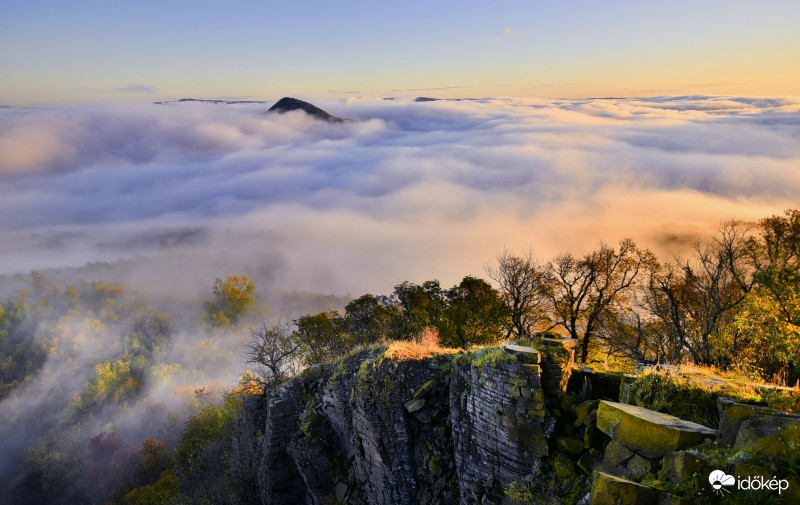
[230,380,265,395]
[384,328,459,362]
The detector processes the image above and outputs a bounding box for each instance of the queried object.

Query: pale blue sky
[1,0,799,104]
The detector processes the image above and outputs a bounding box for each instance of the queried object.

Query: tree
[756,209,800,326]
[546,239,652,363]
[643,221,756,364]
[244,318,301,385]
[342,294,395,346]
[443,276,511,348]
[205,275,255,327]
[293,310,351,365]
[487,249,550,339]
[390,280,448,340]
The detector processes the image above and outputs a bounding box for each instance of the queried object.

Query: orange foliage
[384,328,459,362]
[230,380,265,395]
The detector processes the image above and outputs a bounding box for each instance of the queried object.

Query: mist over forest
[1,95,799,504]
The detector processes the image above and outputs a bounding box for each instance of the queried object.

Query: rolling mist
[1,96,798,297]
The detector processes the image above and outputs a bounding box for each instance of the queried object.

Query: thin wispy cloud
[113,83,157,94]
[0,96,797,296]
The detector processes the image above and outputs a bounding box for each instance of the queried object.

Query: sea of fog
[1,95,798,297]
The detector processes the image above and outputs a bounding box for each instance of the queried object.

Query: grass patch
[472,347,517,368]
[626,372,719,427]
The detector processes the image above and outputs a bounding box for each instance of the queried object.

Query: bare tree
[546,239,653,363]
[643,221,757,364]
[487,249,551,339]
[244,317,302,386]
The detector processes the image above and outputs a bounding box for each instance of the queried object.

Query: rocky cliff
[246,340,800,505]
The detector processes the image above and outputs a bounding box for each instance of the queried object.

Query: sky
[1,0,799,105]
[1,96,798,297]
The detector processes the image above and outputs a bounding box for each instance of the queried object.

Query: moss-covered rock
[734,414,800,458]
[404,397,425,413]
[557,437,585,456]
[573,400,600,427]
[584,423,605,450]
[624,454,653,480]
[589,471,662,505]
[658,450,709,485]
[601,439,633,474]
[596,401,716,459]
[717,397,800,443]
[505,344,542,364]
[554,452,576,481]
[412,379,436,400]
[577,450,601,475]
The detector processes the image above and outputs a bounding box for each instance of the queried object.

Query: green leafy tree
[390,280,448,339]
[443,276,511,348]
[294,311,350,365]
[342,294,395,346]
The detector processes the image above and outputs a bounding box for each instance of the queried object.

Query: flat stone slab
[504,344,541,363]
[596,401,716,459]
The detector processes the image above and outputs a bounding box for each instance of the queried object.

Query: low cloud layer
[1,95,798,296]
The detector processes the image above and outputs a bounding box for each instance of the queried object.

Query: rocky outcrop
[251,342,575,505]
[249,345,799,505]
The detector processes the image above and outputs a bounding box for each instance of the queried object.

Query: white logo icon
[709,470,736,495]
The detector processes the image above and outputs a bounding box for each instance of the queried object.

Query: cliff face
[252,341,578,505]
[249,342,800,505]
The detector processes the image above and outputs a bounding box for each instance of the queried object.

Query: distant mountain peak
[267,97,348,123]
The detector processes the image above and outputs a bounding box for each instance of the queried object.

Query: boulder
[658,451,708,484]
[624,454,652,480]
[717,397,800,443]
[404,398,425,413]
[554,452,577,481]
[596,401,716,459]
[577,450,601,475]
[557,437,585,455]
[574,400,600,427]
[412,379,436,399]
[601,439,632,474]
[584,423,605,450]
[734,414,800,458]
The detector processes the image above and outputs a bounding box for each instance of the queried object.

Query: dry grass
[383,328,460,362]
